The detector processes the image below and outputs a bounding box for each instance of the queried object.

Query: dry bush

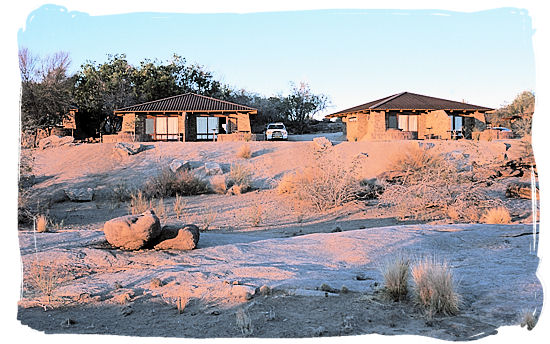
[277,151,362,211]
[481,206,512,224]
[143,168,209,198]
[520,310,538,330]
[381,255,410,301]
[200,206,218,230]
[227,163,253,192]
[380,146,498,222]
[128,191,150,215]
[236,308,253,336]
[173,194,187,220]
[36,215,48,233]
[249,204,264,227]
[111,182,135,202]
[411,257,459,317]
[237,144,252,159]
[210,175,228,194]
[27,260,64,305]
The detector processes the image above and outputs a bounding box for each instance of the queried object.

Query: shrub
[27,260,64,305]
[411,257,459,317]
[249,204,264,227]
[380,147,497,221]
[36,215,48,233]
[381,255,410,301]
[481,206,512,224]
[237,144,252,159]
[200,206,218,230]
[152,198,167,223]
[227,164,253,191]
[277,150,362,211]
[143,168,209,198]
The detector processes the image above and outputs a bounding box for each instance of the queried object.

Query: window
[397,115,418,132]
[387,114,397,129]
[145,118,154,135]
[155,117,179,140]
[196,116,219,140]
[452,116,463,131]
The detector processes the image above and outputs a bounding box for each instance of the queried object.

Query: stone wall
[418,110,452,140]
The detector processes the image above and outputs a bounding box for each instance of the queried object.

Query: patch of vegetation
[227,163,253,192]
[143,168,209,198]
[381,255,410,301]
[26,260,65,307]
[481,206,512,224]
[237,144,252,159]
[411,257,459,318]
[520,310,538,330]
[235,308,253,336]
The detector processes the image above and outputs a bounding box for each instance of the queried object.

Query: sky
[16,5,535,117]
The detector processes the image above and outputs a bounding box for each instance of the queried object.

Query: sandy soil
[17,136,542,340]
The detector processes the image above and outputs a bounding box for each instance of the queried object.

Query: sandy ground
[17,135,542,339]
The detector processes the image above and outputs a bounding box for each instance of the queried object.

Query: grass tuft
[481,206,512,224]
[35,215,48,233]
[237,144,252,159]
[381,255,410,301]
[411,257,460,317]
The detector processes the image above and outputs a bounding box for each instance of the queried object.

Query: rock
[19,175,35,189]
[153,224,200,250]
[506,182,539,200]
[64,187,94,202]
[49,189,69,204]
[258,285,271,296]
[204,162,223,175]
[169,159,191,173]
[312,137,333,151]
[418,142,435,150]
[114,142,144,156]
[38,135,74,150]
[227,184,249,195]
[103,210,161,250]
[231,285,256,300]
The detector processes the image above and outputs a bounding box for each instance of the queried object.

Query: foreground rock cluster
[103,210,200,250]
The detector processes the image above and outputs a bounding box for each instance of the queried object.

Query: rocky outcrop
[114,142,145,156]
[506,181,539,200]
[103,210,161,250]
[205,162,223,175]
[38,135,74,150]
[169,159,191,173]
[64,187,94,202]
[153,224,200,250]
[312,137,333,151]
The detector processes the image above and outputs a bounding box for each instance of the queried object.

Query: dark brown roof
[327,92,493,117]
[114,93,257,114]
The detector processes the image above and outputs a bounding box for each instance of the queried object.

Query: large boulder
[205,162,223,175]
[103,210,162,250]
[114,142,145,156]
[64,187,94,202]
[169,159,191,173]
[154,224,200,250]
[312,137,333,151]
[38,135,74,150]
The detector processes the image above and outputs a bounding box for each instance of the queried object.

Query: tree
[487,91,535,138]
[19,48,73,130]
[281,82,328,134]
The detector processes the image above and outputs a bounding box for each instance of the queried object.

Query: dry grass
[481,206,512,224]
[128,191,150,215]
[411,257,460,317]
[381,255,410,301]
[35,215,48,233]
[227,163,253,191]
[237,144,252,159]
[152,198,167,223]
[520,310,538,330]
[143,168,209,198]
[236,308,253,336]
[173,194,187,220]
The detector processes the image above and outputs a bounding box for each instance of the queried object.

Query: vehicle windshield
[268,124,285,129]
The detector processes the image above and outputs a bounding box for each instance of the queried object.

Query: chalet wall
[345,113,368,141]
[418,110,452,140]
[364,111,389,140]
[121,113,135,132]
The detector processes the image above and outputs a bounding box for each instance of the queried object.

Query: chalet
[326,92,493,141]
[112,93,258,142]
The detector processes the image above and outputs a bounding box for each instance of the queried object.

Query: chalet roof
[114,93,257,114]
[327,92,493,117]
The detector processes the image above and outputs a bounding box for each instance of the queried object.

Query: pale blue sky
[17,5,535,116]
